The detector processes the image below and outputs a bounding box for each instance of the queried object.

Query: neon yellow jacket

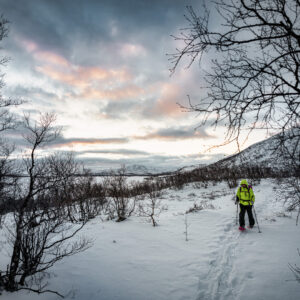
[236,179,255,206]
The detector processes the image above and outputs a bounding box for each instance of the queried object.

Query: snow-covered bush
[188,192,197,197]
[185,203,204,214]
[186,201,215,214]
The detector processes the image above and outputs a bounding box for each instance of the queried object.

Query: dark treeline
[145,164,287,191]
[1,163,290,216]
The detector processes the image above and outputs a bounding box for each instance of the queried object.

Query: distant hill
[168,129,299,182]
[210,129,299,173]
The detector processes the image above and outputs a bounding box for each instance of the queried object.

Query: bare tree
[171,0,300,221]
[70,172,106,222]
[0,15,24,131]
[139,190,163,227]
[171,1,300,281]
[184,214,190,242]
[289,249,300,283]
[0,142,18,226]
[274,127,300,174]
[0,15,24,226]
[170,0,300,149]
[104,166,136,222]
[0,14,90,296]
[2,114,91,295]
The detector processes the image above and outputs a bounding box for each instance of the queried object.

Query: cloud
[51,125,213,148]
[27,44,134,98]
[15,37,139,102]
[18,39,146,102]
[2,0,204,111]
[138,83,189,119]
[153,83,183,116]
[5,1,197,45]
[75,149,150,156]
[134,126,214,141]
[118,43,147,57]
[34,50,70,68]
[35,64,131,88]
[5,85,58,101]
[47,125,214,151]
[51,137,129,148]
[100,100,138,119]
[78,85,144,101]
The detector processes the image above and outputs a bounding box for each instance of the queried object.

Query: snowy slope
[212,130,300,171]
[1,178,299,300]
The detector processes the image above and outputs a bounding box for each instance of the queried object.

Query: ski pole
[253,205,261,233]
[236,203,238,225]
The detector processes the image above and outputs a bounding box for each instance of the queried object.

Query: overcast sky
[0,0,268,172]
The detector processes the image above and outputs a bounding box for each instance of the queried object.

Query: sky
[0,0,268,172]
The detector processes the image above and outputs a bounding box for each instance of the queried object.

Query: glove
[235,196,239,205]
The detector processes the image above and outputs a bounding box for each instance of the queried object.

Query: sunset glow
[1,0,267,171]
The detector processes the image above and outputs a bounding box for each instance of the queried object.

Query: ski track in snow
[197,217,242,300]
[196,192,263,300]
[196,182,281,300]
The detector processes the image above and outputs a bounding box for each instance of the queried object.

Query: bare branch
[170,0,300,148]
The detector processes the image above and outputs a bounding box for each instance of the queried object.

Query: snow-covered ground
[1,178,300,300]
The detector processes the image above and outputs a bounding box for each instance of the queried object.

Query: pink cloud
[20,38,39,52]
[35,65,113,88]
[35,64,138,100]
[152,83,183,117]
[34,51,70,67]
[19,38,69,68]
[18,38,186,109]
[79,85,144,100]
[19,38,134,99]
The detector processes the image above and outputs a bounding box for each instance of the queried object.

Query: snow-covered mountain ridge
[211,129,299,171]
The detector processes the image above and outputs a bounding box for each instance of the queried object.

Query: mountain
[207,129,300,172]
[175,164,207,173]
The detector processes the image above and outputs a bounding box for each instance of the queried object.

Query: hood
[240,179,248,186]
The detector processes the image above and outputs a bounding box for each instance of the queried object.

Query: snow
[1,178,300,300]
[212,129,300,171]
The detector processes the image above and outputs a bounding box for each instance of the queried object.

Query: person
[236,179,255,231]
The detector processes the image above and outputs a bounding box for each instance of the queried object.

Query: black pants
[239,204,255,227]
